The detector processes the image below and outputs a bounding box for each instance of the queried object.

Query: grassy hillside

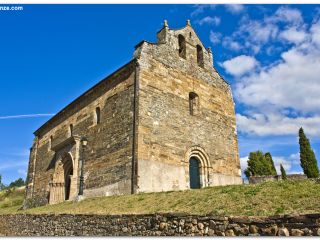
[0,187,24,214]
[1,180,320,216]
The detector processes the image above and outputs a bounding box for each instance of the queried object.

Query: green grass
[1,180,320,216]
[0,187,24,214]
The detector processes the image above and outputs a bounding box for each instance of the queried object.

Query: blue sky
[0,4,319,184]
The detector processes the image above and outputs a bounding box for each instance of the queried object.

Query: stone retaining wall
[0,213,319,236]
[249,174,307,184]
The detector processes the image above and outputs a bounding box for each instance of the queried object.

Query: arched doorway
[189,157,201,189]
[49,153,74,204]
[63,158,73,201]
[185,146,211,189]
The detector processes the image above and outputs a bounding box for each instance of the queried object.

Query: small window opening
[189,92,199,116]
[95,107,101,124]
[197,45,204,68]
[69,124,73,137]
[178,34,186,59]
[49,136,53,151]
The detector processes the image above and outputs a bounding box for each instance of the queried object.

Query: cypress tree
[299,127,319,178]
[246,151,265,177]
[8,178,25,188]
[244,169,251,179]
[245,151,278,177]
[264,152,277,175]
[280,164,287,180]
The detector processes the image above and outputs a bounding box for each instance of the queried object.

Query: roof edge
[134,40,157,49]
[34,58,137,136]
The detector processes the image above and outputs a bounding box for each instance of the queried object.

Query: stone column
[71,137,81,200]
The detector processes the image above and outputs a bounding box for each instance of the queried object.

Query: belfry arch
[49,152,75,204]
[185,146,211,188]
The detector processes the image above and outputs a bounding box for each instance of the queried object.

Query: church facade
[24,20,242,208]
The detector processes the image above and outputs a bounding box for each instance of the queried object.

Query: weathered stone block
[249,224,259,234]
[291,229,304,236]
[278,227,290,236]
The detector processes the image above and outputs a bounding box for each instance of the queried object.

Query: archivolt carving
[49,152,74,204]
[185,146,211,188]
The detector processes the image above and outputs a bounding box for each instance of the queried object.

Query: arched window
[178,34,186,59]
[197,45,204,67]
[69,124,73,137]
[95,107,101,124]
[189,92,199,116]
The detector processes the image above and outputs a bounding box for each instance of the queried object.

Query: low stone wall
[287,174,308,181]
[249,174,307,184]
[249,175,280,184]
[0,213,319,236]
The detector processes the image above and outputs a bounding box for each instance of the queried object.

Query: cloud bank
[218,6,320,137]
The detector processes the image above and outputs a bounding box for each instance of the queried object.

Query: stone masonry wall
[249,174,308,184]
[25,61,136,206]
[134,22,241,193]
[0,213,319,236]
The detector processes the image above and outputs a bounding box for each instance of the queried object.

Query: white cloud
[311,20,320,46]
[221,55,258,76]
[273,153,302,174]
[190,4,217,17]
[219,16,278,54]
[225,4,245,14]
[232,17,320,137]
[238,18,278,44]
[222,37,242,51]
[240,156,249,175]
[235,46,320,115]
[237,113,320,137]
[196,16,220,26]
[289,152,300,163]
[209,31,222,44]
[191,5,206,17]
[219,6,306,54]
[273,6,303,25]
[274,156,293,173]
[218,7,320,138]
[279,27,308,44]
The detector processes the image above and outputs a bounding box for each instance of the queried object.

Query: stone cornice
[51,135,81,152]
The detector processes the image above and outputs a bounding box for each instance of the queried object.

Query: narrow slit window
[189,92,199,116]
[49,136,53,151]
[197,45,204,67]
[178,34,186,59]
[95,107,101,124]
[69,124,73,137]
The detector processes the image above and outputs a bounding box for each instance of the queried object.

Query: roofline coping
[34,59,137,136]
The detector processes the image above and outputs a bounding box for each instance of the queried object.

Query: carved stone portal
[49,136,81,204]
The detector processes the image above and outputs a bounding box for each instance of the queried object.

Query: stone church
[24,20,242,208]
